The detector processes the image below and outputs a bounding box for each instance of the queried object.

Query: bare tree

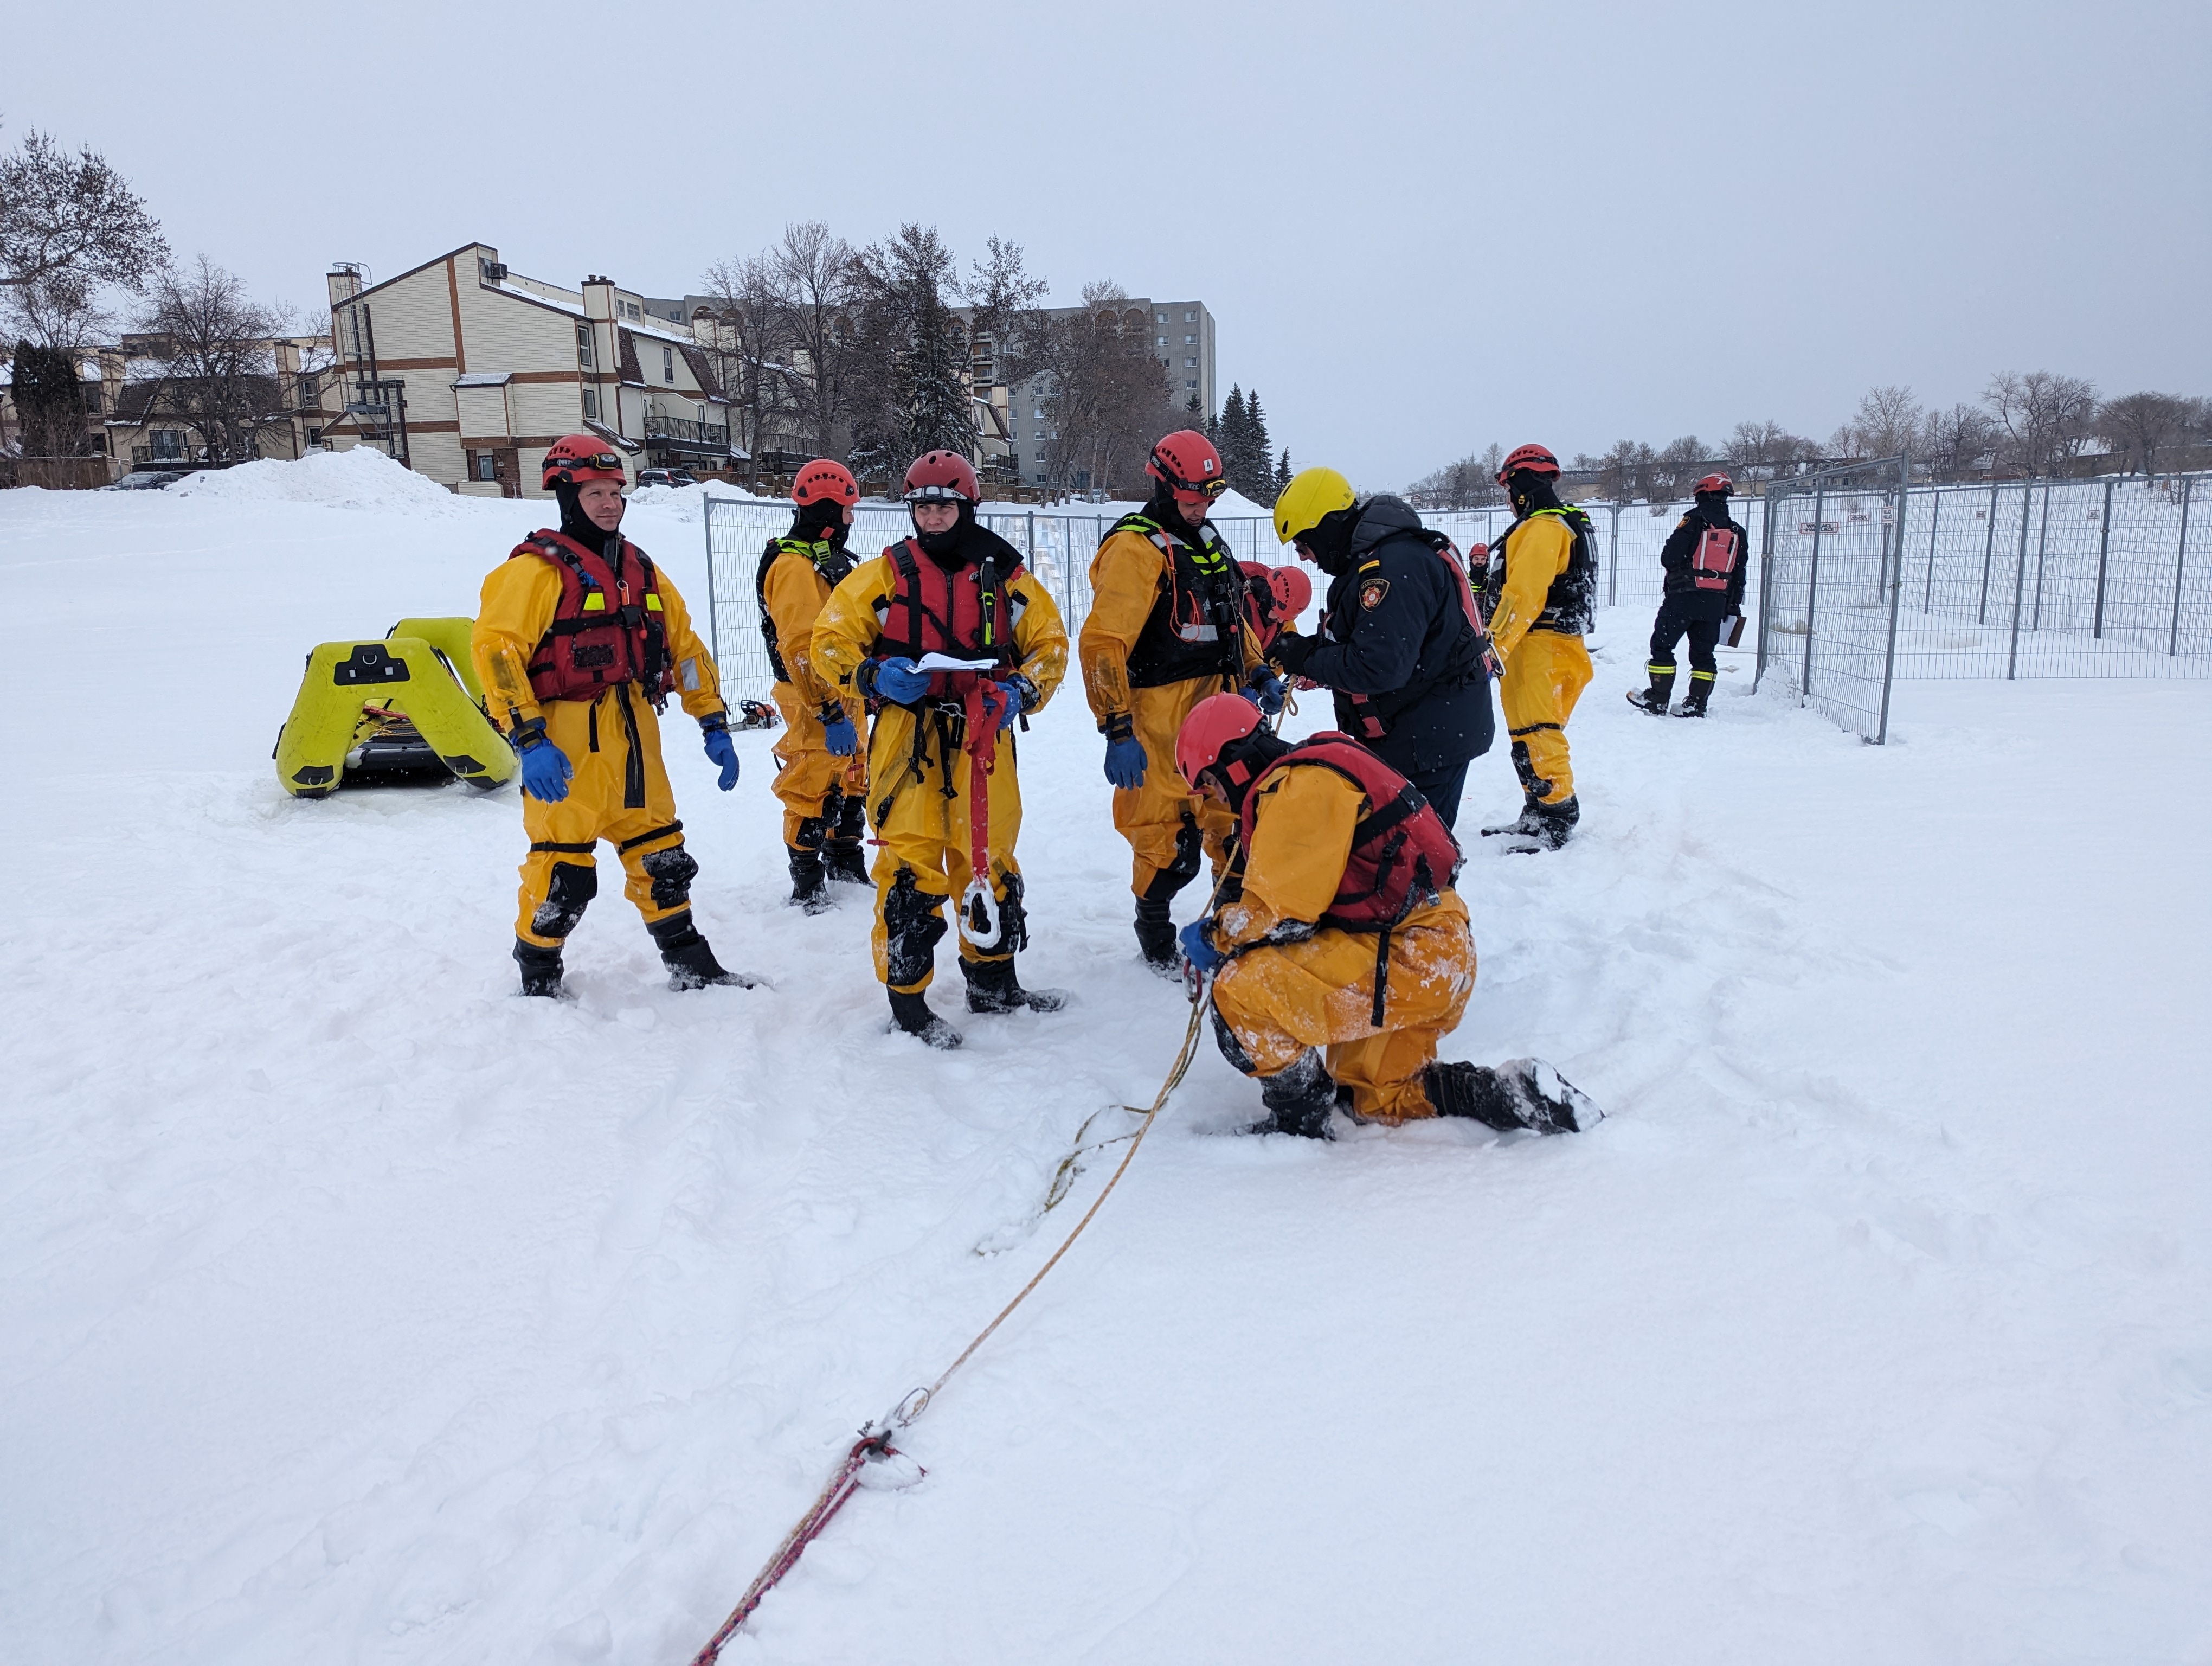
[1832,384,1923,458]
[0,126,166,297]
[2099,390,2191,475]
[1919,402,1999,482]
[958,233,1047,388]
[1724,419,1818,471]
[1651,434,1708,498]
[698,253,797,481]
[131,256,291,462]
[1031,282,1176,496]
[768,221,856,459]
[1409,442,1504,509]
[1983,370,2098,479]
[1596,439,1656,503]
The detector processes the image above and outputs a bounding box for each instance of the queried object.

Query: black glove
[1269,631,1318,677]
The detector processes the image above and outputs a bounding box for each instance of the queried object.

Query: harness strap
[617,820,684,852]
[1371,927,1392,1028]
[530,840,596,854]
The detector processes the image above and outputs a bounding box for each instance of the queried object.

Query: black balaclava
[554,479,622,556]
[1212,727,1292,815]
[1694,490,1732,524]
[1299,505,1361,576]
[1506,471,1564,518]
[913,500,979,568]
[790,497,850,548]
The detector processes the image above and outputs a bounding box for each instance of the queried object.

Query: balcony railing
[644,410,730,453]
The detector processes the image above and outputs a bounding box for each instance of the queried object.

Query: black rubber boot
[1244,1049,1338,1140]
[787,846,832,914]
[1424,1057,1602,1134]
[1529,794,1580,850]
[647,913,758,990]
[1677,673,1713,718]
[889,988,962,1049]
[961,955,1069,1014]
[1628,664,1676,715]
[1134,895,1180,975]
[513,938,567,998]
[825,796,871,884]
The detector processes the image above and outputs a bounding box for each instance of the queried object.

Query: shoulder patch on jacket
[1359,578,1391,610]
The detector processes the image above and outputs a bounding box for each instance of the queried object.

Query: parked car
[103,469,189,491]
[635,468,699,488]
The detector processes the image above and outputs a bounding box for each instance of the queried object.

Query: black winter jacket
[1294,495,1494,776]
[1658,499,1750,617]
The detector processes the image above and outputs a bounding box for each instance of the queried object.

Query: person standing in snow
[1173,693,1599,1139]
[809,450,1070,1049]
[758,460,870,911]
[1478,444,1598,851]
[1264,466,1494,830]
[1078,430,1283,973]
[471,435,753,999]
[1628,472,1748,719]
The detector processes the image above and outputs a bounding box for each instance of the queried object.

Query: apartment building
[1005,297,1216,488]
[321,243,738,497]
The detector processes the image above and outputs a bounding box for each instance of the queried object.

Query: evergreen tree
[1218,385,1249,486]
[1220,387,1275,503]
[1274,448,1291,496]
[9,340,89,456]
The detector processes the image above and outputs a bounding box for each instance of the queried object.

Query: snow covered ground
[4,452,2209,1664]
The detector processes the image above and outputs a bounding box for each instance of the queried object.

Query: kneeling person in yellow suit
[811,450,1070,1048]
[1174,693,1600,1139]
[472,435,753,998]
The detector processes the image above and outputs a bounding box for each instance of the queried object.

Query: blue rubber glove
[1101,715,1147,790]
[997,674,1038,731]
[820,702,858,757]
[870,656,933,704]
[700,715,741,791]
[1179,917,1225,977]
[1244,668,1287,716]
[515,722,571,803]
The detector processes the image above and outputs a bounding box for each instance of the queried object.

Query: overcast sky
[8,0,2207,486]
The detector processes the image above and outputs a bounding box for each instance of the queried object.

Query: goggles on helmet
[560,452,623,475]
[904,482,972,503]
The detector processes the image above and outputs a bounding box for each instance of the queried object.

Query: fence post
[2005,484,2033,680]
[702,497,722,662]
[1063,518,1075,622]
[2171,474,2194,657]
[2030,481,2053,632]
[1977,482,2000,624]
[2092,478,2113,638]
[1803,487,1825,701]
[1607,503,1622,607]
[1874,458,1908,744]
[1922,486,1941,613]
[1755,487,1776,688]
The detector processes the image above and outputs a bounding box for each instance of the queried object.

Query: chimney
[582,275,615,321]
[327,264,364,306]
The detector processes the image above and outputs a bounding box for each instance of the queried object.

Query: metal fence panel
[1758,458,1910,743]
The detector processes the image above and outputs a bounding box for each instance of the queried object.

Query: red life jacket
[515,530,673,703]
[1690,524,1740,591]
[874,537,1022,667]
[1237,733,1463,933]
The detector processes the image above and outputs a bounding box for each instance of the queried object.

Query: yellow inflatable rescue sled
[274,618,516,798]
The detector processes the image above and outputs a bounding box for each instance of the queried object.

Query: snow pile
[3,477,2210,1663]
[623,479,755,523]
[173,444,479,516]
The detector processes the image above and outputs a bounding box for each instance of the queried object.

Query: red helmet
[1266,564,1313,621]
[1694,472,1734,496]
[1495,443,1561,485]
[903,450,980,504]
[1175,691,1264,790]
[542,433,627,490]
[1147,429,1227,503]
[793,458,859,507]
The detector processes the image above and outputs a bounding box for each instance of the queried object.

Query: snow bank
[623,479,756,523]
[173,445,480,516]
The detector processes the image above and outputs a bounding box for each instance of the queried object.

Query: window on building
[1184,311,1195,321]
[1157,311,1167,323]
[306,427,322,448]
[582,388,600,419]
[150,430,185,460]
[1157,335,1167,346]
[296,374,318,407]
[476,452,498,482]
[1032,407,1045,419]
[83,387,102,414]
[1185,380,1197,391]
[576,323,594,368]
[663,345,675,383]
[1185,357,1197,367]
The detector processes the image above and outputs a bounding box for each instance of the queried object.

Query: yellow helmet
[1272,466,1356,546]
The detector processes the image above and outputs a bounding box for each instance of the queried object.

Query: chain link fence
[1755,465,2210,744]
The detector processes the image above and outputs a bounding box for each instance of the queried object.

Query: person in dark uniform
[1264,467,1493,828]
[1630,472,1749,719]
